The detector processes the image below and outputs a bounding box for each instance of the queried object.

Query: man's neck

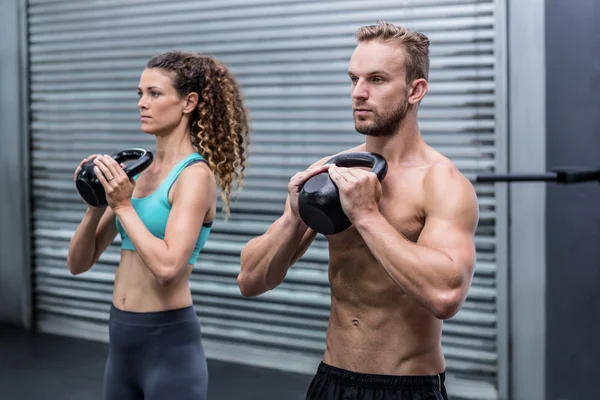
[364,115,426,166]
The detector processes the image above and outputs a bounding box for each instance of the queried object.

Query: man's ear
[183,92,199,114]
[407,78,428,105]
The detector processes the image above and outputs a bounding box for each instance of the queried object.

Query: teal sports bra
[115,152,212,265]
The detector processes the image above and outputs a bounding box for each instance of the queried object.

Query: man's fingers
[294,164,331,185]
[328,165,349,185]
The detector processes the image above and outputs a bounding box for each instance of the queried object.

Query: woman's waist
[113,254,194,312]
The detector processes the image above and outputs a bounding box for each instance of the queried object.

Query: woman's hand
[74,154,101,183]
[93,155,135,211]
[74,153,107,210]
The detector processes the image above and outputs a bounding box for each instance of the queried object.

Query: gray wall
[545,0,600,398]
[0,0,31,328]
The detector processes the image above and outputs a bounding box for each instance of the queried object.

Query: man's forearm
[113,205,176,283]
[354,212,464,316]
[239,212,310,295]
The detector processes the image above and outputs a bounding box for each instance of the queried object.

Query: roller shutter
[27,1,502,398]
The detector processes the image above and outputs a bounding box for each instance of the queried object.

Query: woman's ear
[183,92,199,114]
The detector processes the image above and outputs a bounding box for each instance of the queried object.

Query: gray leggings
[104,304,208,400]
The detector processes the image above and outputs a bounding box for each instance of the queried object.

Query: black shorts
[306,362,448,400]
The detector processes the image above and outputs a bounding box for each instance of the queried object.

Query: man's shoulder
[422,158,478,218]
[423,157,471,192]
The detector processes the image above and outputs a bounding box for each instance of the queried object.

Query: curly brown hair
[146,50,250,217]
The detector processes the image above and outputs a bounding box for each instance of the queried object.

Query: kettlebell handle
[324,152,388,181]
[111,148,153,177]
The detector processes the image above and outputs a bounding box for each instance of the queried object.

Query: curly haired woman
[67,50,251,400]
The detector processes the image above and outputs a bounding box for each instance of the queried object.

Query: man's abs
[323,240,445,376]
[112,250,194,312]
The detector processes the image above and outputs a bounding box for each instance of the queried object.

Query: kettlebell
[298,152,388,235]
[75,148,154,208]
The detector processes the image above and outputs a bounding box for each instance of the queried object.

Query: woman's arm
[94,155,215,286]
[67,207,118,275]
[67,154,119,275]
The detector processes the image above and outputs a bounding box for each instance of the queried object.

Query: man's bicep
[418,215,476,269]
[419,168,479,267]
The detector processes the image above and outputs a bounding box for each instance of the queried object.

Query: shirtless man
[237,21,479,400]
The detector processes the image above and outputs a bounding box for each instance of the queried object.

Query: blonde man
[238,21,479,400]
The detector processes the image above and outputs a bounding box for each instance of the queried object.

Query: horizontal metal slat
[31,131,495,149]
[30,47,495,69]
[29,29,495,57]
[30,29,494,60]
[30,65,495,85]
[30,38,494,64]
[29,3,494,36]
[29,57,493,78]
[28,0,490,15]
[30,93,496,112]
[28,0,300,15]
[28,81,495,101]
[30,119,495,136]
[30,77,496,95]
[30,144,495,166]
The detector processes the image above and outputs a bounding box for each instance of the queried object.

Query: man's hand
[287,163,332,222]
[328,164,382,224]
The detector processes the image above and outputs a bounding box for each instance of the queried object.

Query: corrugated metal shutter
[27,1,501,398]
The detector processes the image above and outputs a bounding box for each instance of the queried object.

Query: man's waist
[323,332,445,376]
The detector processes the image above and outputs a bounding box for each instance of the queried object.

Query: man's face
[348,40,410,137]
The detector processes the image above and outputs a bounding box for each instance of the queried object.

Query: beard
[354,98,409,137]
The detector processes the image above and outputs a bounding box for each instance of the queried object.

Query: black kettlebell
[75,148,154,207]
[298,152,388,235]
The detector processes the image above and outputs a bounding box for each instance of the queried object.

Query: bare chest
[329,175,425,248]
[326,171,427,303]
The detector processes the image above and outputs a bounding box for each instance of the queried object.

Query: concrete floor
[0,324,313,400]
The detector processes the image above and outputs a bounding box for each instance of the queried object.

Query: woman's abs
[112,250,194,312]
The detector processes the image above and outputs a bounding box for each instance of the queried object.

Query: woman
[67,50,250,400]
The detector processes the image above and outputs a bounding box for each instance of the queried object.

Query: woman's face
[137,68,196,136]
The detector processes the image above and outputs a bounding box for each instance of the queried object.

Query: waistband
[316,362,445,390]
[110,304,198,327]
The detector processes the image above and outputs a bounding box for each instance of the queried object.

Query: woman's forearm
[67,207,106,274]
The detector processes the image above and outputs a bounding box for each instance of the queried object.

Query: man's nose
[352,80,368,100]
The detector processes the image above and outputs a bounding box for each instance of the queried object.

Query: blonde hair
[356,21,430,83]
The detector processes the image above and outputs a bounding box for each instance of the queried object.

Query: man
[238,21,479,400]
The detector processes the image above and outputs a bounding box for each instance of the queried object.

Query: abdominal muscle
[112,250,194,312]
[323,240,446,376]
